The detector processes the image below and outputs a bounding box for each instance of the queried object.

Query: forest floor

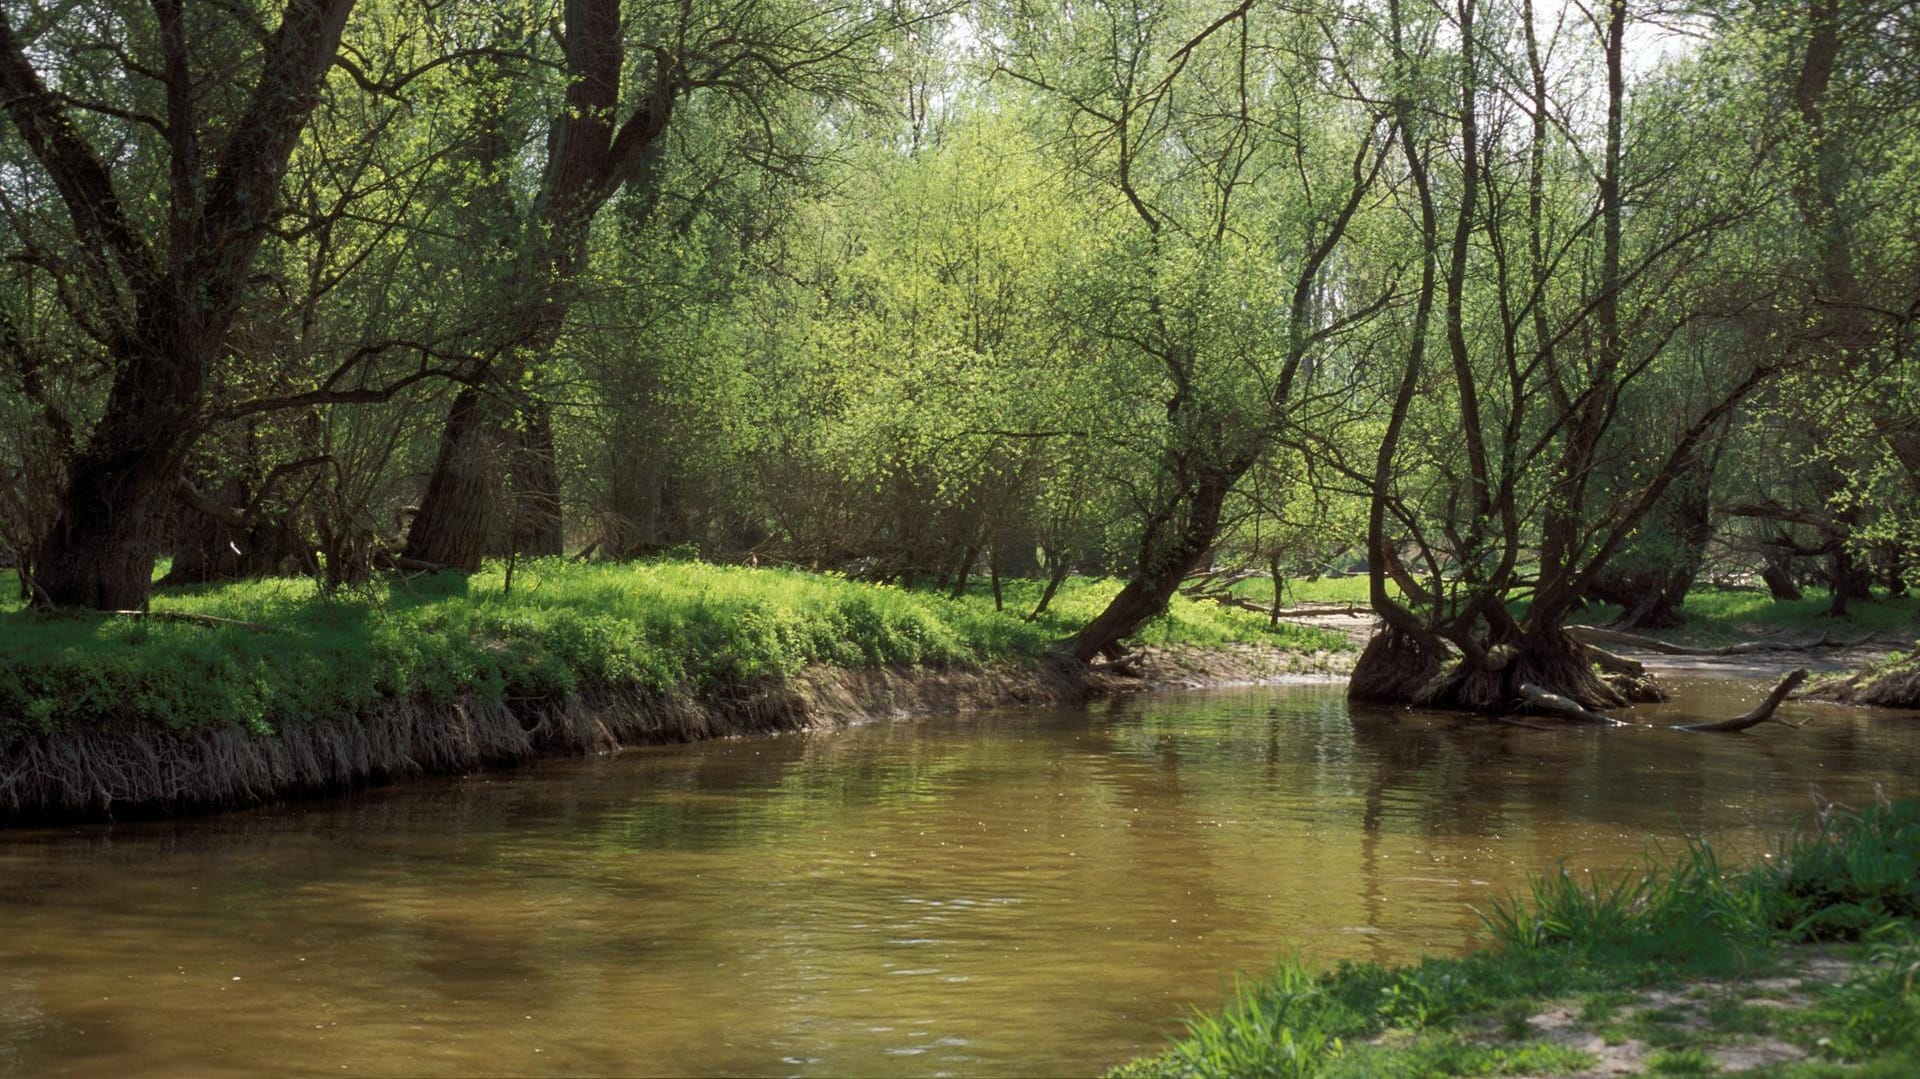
[0,561,1350,822]
[1115,799,1920,1079]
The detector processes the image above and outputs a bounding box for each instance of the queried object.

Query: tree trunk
[33,451,177,610]
[949,545,978,600]
[509,401,563,557]
[1268,555,1285,628]
[1061,468,1234,663]
[1762,557,1803,601]
[33,337,207,609]
[1027,548,1071,621]
[989,547,1004,611]
[400,0,674,574]
[403,387,508,571]
[1826,547,1871,617]
[5,0,357,609]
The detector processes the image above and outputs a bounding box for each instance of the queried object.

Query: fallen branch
[1191,593,1363,619]
[1567,625,1844,656]
[1675,669,1809,732]
[1514,681,1628,725]
[102,610,277,633]
[381,554,456,574]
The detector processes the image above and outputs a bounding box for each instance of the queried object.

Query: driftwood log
[1675,669,1809,732]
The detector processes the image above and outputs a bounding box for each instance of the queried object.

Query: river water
[3,670,1917,1077]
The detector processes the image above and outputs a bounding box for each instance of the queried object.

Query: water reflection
[2,676,1916,1076]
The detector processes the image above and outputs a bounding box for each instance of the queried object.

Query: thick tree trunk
[400,0,673,574]
[33,338,206,608]
[403,388,508,571]
[33,452,177,610]
[5,0,356,609]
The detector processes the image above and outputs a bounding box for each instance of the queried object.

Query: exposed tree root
[1676,669,1808,732]
[1347,629,1448,705]
[1350,626,1666,714]
[1513,682,1628,725]
[1805,649,1920,709]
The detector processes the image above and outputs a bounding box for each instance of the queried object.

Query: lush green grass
[1115,799,1920,1078]
[0,560,1344,740]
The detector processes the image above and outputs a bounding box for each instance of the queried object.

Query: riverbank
[0,561,1349,822]
[1114,798,1920,1077]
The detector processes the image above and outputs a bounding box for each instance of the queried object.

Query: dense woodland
[1,0,1916,709]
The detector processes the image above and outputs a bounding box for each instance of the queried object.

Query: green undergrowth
[1115,798,1920,1078]
[0,560,1343,739]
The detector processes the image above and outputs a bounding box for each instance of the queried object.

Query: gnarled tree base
[1348,626,1666,715]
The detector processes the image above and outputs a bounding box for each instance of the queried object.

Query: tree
[402,0,926,571]
[1346,0,1792,710]
[992,0,1397,662]
[0,0,360,608]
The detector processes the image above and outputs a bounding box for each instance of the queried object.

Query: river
[3,669,1916,1077]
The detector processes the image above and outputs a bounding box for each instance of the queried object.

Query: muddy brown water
[3,671,1917,1077]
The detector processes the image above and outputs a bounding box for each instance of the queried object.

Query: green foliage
[0,560,1343,741]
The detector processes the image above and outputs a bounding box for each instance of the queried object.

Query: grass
[0,560,1345,741]
[1220,572,1919,645]
[1226,574,1385,608]
[1575,586,1920,645]
[1114,798,1920,1078]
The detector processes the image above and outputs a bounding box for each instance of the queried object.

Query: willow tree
[1348,0,1791,710]
[1719,0,1920,613]
[990,0,1398,662]
[402,0,925,570]
[0,0,362,609]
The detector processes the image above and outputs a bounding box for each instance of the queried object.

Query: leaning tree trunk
[1761,555,1803,601]
[1061,468,1235,663]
